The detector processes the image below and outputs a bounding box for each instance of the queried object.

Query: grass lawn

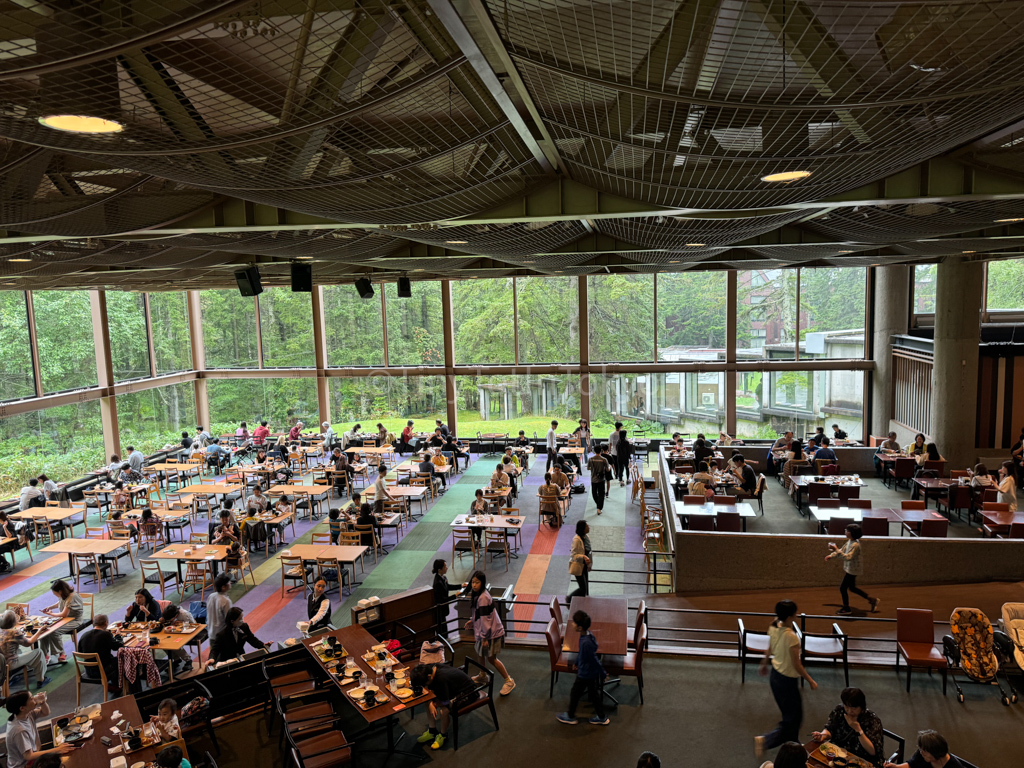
[327,411,671,439]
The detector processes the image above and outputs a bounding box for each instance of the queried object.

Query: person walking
[754,600,817,759]
[546,420,559,471]
[555,610,610,726]
[464,570,515,695]
[431,559,463,633]
[568,520,592,599]
[826,523,880,615]
[607,422,623,488]
[586,445,609,515]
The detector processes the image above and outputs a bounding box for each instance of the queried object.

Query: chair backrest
[816,498,842,509]
[981,488,998,503]
[982,502,1010,512]
[893,457,916,477]
[716,512,742,532]
[544,618,562,665]
[755,474,767,497]
[354,523,377,546]
[808,482,832,503]
[860,516,888,536]
[337,531,361,546]
[311,532,332,545]
[549,597,563,628]
[682,495,706,505]
[847,498,872,509]
[79,592,94,620]
[919,518,948,538]
[836,484,861,502]
[1005,522,1024,539]
[633,601,647,649]
[827,517,856,535]
[189,533,209,544]
[901,500,925,511]
[896,608,935,644]
[923,460,945,475]
[633,624,648,672]
[949,470,970,479]
[947,485,972,508]
[72,651,106,685]
[688,515,715,531]
[816,459,836,473]
[84,526,105,540]
[712,495,734,505]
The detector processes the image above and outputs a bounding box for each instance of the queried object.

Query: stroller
[942,607,1019,705]
[1000,602,1024,673]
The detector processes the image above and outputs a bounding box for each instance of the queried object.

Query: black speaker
[397,277,412,298]
[354,278,374,299]
[235,266,263,297]
[291,263,313,293]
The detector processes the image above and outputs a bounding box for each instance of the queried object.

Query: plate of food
[393,687,413,699]
[819,743,846,760]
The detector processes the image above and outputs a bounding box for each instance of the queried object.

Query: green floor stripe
[395,521,454,552]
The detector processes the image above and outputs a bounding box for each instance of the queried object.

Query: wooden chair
[106,528,136,573]
[912,518,948,538]
[827,517,857,535]
[483,530,509,572]
[738,617,770,682]
[450,658,499,750]
[182,561,214,600]
[72,651,110,706]
[996,522,1024,539]
[33,516,65,548]
[280,556,310,598]
[629,601,647,650]
[901,500,925,511]
[860,517,889,536]
[139,518,166,551]
[687,515,715,531]
[315,555,348,596]
[815,458,837,474]
[923,460,946,476]
[798,622,850,686]
[549,598,566,640]
[896,608,946,693]
[140,559,179,599]
[237,549,256,589]
[499,506,523,553]
[753,474,767,515]
[816,498,842,509]
[715,511,742,532]
[310,532,333,545]
[544,618,574,697]
[836,485,861,504]
[682,495,706,505]
[353,524,383,562]
[74,553,112,592]
[5,602,29,617]
[452,528,477,565]
[847,499,872,509]
[712,494,734,506]
[807,483,833,506]
[949,470,970,480]
[936,485,972,522]
[887,457,916,489]
[538,494,562,527]
[602,624,647,704]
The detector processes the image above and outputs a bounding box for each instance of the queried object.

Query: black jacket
[78,627,124,679]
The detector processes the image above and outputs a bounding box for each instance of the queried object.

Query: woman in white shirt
[754,600,817,759]
[968,463,994,488]
[997,460,1018,512]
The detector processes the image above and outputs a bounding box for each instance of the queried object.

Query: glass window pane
[588,274,654,363]
[208,378,319,434]
[914,264,936,313]
[201,290,259,368]
[0,291,36,400]
[148,292,192,374]
[329,375,447,434]
[116,383,197,454]
[384,281,443,367]
[734,369,864,442]
[589,374,671,438]
[516,277,579,364]
[657,273,727,361]
[649,371,726,435]
[33,290,98,393]
[106,291,151,381]
[452,279,515,365]
[797,268,866,360]
[987,259,1024,311]
[259,288,314,368]
[0,402,105,497]
[324,285,384,367]
[737,269,797,360]
[456,374,580,437]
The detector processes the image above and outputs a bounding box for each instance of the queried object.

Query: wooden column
[24,291,43,397]
[311,286,331,428]
[441,280,458,433]
[90,290,120,459]
[186,290,210,430]
[726,270,737,435]
[578,275,590,422]
[143,293,158,378]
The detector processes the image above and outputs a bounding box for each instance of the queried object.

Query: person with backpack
[689,461,716,500]
[464,570,515,696]
[586,445,609,515]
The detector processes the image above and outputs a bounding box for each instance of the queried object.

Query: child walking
[556,610,610,725]
[464,570,515,695]
[826,523,880,615]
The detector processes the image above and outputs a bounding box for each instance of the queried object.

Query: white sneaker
[500,677,516,695]
[596,509,602,515]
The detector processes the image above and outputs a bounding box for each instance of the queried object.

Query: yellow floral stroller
[942,607,1018,705]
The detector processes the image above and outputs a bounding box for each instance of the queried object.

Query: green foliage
[515,276,579,363]
[33,290,97,392]
[588,274,654,362]
[106,291,151,380]
[0,291,34,398]
[201,289,259,368]
[657,272,727,351]
[149,291,193,374]
[260,288,314,367]
[452,279,515,364]
[987,259,1024,310]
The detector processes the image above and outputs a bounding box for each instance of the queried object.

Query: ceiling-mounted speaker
[397,277,412,298]
[354,278,374,299]
[235,266,263,297]
[291,263,313,293]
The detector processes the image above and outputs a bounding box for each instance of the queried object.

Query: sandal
[57,653,67,664]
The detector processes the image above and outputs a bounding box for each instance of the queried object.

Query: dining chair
[140,559,180,600]
[72,652,110,706]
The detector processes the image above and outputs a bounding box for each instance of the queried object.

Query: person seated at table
[252,420,270,446]
[180,432,193,449]
[997,460,1018,512]
[205,438,233,469]
[288,421,305,442]
[428,428,445,448]
[149,697,181,742]
[342,423,362,450]
[550,463,570,491]
[489,463,510,494]
[210,607,271,663]
[688,462,715,498]
[758,742,807,768]
[814,437,838,464]
[268,435,287,461]
[914,442,944,467]
[160,604,196,674]
[111,480,131,511]
[884,730,970,768]
[809,426,826,446]
[411,661,477,751]
[330,447,355,486]
[39,579,83,665]
[223,541,242,584]
[107,453,123,477]
[722,449,743,473]
[514,430,531,449]
[906,433,926,456]
[692,438,715,469]
[155,743,191,768]
[436,419,450,437]
[354,502,382,548]
[126,588,162,624]
[36,474,58,502]
[18,478,44,511]
[76,613,123,689]
[444,434,470,470]
[811,687,883,765]
[138,507,161,542]
[307,578,332,634]
[398,420,415,455]
[212,509,240,546]
[119,462,144,486]
[254,447,269,465]
[234,422,249,444]
[109,508,139,540]
[432,447,451,475]
[967,463,994,488]
[0,511,19,571]
[419,454,447,492]
[873,431,901,476]
[466,489,488,545]
[781,440,808,492]
[500,455,519,500]
[246,485,269,513]
[832,423,848,441]
[728,455,757,499]
[0,610,51,689]
[3,690,75,768]
[538,473,563,525]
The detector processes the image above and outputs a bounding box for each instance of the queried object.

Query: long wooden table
[673,501,757,530]
[111,621,207,682]
[150,543,230,582]
[58,695,186,768]
[788,475,865,512]
[563,596,628,656]
[41,538,130,579]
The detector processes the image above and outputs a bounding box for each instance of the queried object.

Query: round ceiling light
[8,258,31,262]
[685,243,706,247]
[761,170,812,183]
[445,240,468,245]
[38,114,124,134]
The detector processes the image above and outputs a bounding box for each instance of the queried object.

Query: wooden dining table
[41,537,130,579]
[563,596,628,656]
[150,543,230,582]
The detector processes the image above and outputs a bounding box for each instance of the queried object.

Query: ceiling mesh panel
[803,200,1024,242]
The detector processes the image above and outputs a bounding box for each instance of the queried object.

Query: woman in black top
[125,588,161,623]
[432,559,462,630]
[210,607,269,662]
[307,579,332,633]
[616,430,633,486]
[355,503,379,547]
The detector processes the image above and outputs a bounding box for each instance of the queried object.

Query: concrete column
[931,257,983,470]
[870,265,910,438]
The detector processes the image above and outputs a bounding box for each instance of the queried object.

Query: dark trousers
[613,455,625,481]
[569,571,589,598]
[567,676,605,719]
[591,481,606,511]
[840,573,870,607]
[546,447,557,471]
[762,669,802,749]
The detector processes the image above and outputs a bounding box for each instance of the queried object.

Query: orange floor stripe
[244,591,296,633]
[514,554,549,595]
[0,553,67,593]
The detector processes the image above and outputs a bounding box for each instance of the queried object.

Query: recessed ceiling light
[962,250,976,254]
[445,240,468,245]
[523,260,535,263]
[38,114,124,134]
[669,260,680,263]
[685,243,706,247]
[8,258,31,262]
[838,250,854,253]
[294,256,313,260]
[996,217,1024,223]
[413,269,424,272]
[761,170,812,183]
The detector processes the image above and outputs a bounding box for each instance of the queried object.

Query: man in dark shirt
[180,432,193,449]
[442,436,469,471]
[832,424,848,441]
[809,426,826,446]
[435,420,450,437]
[418,456,446,491]
[730,456,758,499]
[814,437,838,463]
[411,663,477,751]
[428,429,445,448]
[77,614,123,686]
[884,729,968,768]
[692,438,715,469]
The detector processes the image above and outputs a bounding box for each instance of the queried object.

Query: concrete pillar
[871,266,910,438]
[931,257,984,470]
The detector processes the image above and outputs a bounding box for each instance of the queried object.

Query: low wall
[730,444,877,474]
[674,531,1024,592]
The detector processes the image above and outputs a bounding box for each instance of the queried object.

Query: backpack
[188,601,207,623]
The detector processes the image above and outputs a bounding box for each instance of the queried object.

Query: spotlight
[355,278,375,299]
[397,277,412,298]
